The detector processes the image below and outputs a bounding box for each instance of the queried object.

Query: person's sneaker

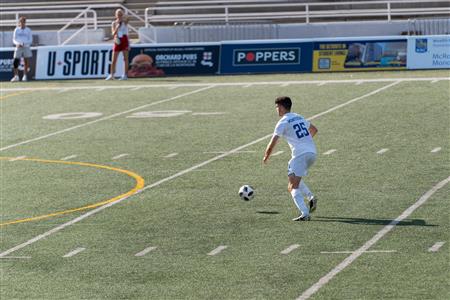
[22,75,28,82]
[10,75,20,82]
[119,74,128,80]
[292,214,311,221]
[309,196,317,213]
[105,74,115,80]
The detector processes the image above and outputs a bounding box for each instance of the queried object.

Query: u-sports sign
[35,45,124,79]
[220,42,313,74]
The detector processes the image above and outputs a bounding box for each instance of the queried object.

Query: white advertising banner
[407,35,450,69]
[35,44,125,79]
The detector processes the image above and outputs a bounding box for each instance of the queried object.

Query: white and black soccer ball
[238,185,254,201]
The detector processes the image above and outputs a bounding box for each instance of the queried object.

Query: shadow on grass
[256,211,280,215]
[315,216,437,227]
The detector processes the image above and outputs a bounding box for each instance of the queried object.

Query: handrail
[57,8,97,45]
[145,0,450,25]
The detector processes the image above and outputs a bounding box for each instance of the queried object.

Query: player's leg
[287,156,310,221]
[22,57,29,81]
[11,50,21,82]
[107,51,119,80]
[300,153,318,212]
[120,50,129,80]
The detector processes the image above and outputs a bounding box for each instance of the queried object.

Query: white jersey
[112,21,128,37]
[13,26,32,47]
[274,112,316,158]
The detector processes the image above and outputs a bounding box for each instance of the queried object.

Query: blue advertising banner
[220,42,313,74]
[0,48,37,81]
[128,44,220,77]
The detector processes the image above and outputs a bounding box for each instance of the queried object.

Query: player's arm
[309,123,318,137]
[263,135,279,164]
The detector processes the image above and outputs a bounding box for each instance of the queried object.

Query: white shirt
[274,112,316,157]
[13,26,32,47]
[112,21,128,38]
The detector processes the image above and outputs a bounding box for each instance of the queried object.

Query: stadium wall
[0,35,449,81]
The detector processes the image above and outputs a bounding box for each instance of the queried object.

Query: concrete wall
[139,21,410,43]
[1,29,105,47]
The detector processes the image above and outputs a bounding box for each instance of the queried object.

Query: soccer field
[1,70,449,299]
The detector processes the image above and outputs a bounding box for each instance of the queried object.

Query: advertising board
[407,36,450,69]
[0,48,37,81]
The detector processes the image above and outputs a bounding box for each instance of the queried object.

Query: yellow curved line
[0,157,145,226]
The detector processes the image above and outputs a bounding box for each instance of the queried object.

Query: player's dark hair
[275,96,292,111]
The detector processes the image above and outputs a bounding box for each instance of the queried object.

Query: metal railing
[145,0,450,25]
[408,17,450,35]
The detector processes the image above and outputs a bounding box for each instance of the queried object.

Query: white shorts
[288,152,316,177]
[14,47,32,59]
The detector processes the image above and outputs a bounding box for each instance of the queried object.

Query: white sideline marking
[96,88,106,92]
[192,112,226,116]
[431,147,442,153]
[242,84,253,88]
[272,151,284,156]
[280,83,290,87]
[297,176,450,300]
[9,155,26,161]
[63,247,85,258]
[0,256,31,259]
[428,242,445,252]
[168,86,178,90]
[281,244,300,255]
[58,88,69,93]
[2,77,447,93]
[208,245,227,256]
[112,153,129,160]
[355,81,363,85]
[0,82,402,258]
[164,152,178,158]
[204,150,256,154]
[0,86,214,152]
[130,86,142,91]
[377,148,389,154]
[61,155,77,161]
[323,149,336,155]
[321,250,397,254]
[135,246,157,257]
[431,79,440,84]
[317,82,326,86]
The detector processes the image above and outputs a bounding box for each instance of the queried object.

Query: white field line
[208,245,227,256]
[321,250,397,254]
[9,155,26,161]
[280,83,290,87]
[297,176,450,300]
[96,87,106,92]
[130,86,143,91]
[317,82,326,86]
[431,79,440,84]
[135,246,157,257]
[0,256,31,259]
[242,84,253,88]
[2,77,448,93]
[191,112,226,116]
[281,244,300,255]
[60,154,77,161]
[377,148,389,154]
[203,150,256,154]
[112,153,129,160]
[164,152,178,158]
[431,147,442,153]
[272,150,284,156]
[323,149,336,155]
[0,86,214,152]
[428,242,445,252]
[63,247,85,258]
[355,81,363,85]
[0,82,402,258]
[57,88,69,93]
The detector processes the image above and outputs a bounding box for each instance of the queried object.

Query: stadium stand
[1,0,449,45]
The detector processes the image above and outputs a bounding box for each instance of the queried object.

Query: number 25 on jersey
[293,122,309,139]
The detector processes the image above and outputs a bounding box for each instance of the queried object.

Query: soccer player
[11,16,32,82]
[263,96,318,221]
[106,9,130,80]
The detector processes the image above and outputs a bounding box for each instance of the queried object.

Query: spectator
[106,9,130,80]
[11,16,32,82]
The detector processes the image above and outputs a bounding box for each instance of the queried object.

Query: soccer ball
[238,185,254,201]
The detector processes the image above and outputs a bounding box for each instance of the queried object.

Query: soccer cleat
[309,196,317,213]
[11,75,20,82]
[105,74,115,80]
[292,214,311,221]
[22,75,28,82]
[119,74,128,80]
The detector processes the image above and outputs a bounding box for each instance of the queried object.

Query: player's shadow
[256,211,280,215]
[315,216,437,227]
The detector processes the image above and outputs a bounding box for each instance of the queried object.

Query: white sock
[290,188,310,215]
[299,181,313,200]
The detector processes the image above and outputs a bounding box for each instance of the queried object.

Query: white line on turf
[63,247,85,258]
[272,151,284,156]
[317,82,326,86]
[320,250,397,254]
[0,256,31,259]
[208,245,227,256]
[428,242,445,252]
[281,244,300,255]
[203,150,256,154]
[355,81,363,85]
[192,112,226,116]
[280,83,290,87]
[2,77,448,92]
[61,155,77,161]
[112,153,129,160]
[431,147,442,153]
[0,86,214,152]
[377,148,389,154]
[164,153,178,158]
[323,149,336,155]
[9,156,26,161]
[135,246,157,257]
[130,87,143,91]
[297,176,450,300]
[242,84,253,88]
[0,82,402,258]
[431,79,440,84]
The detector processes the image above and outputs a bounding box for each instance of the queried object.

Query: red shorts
[113,35,129,52]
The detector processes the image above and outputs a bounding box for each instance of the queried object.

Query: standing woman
[106,9,129,80]
[11,16,33,82]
